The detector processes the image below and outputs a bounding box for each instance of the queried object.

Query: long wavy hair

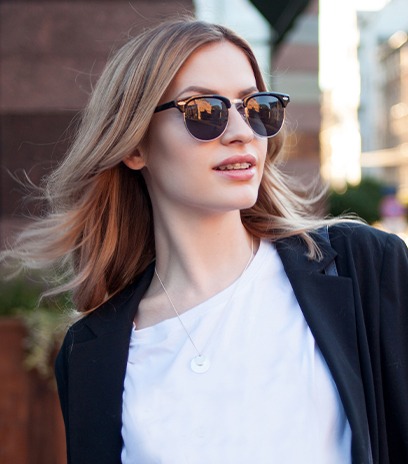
[1,17,331,312]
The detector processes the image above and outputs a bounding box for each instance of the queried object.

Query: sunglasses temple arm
[154,101,178,113]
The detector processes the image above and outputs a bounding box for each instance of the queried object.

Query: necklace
[154,236,254,374]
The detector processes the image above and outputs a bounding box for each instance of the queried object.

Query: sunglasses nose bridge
[229,99,247,121]
[223,99,256,140]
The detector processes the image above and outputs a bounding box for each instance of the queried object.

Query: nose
[221,103,254,144]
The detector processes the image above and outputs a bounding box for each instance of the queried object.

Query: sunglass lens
[184,98,228,141]
[246,95,285,137]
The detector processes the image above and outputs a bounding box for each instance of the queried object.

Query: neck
[150,210,256,306]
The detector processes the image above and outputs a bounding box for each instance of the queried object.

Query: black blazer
[55,224,408,464]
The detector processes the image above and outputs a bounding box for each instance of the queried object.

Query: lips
[214,155,256,171]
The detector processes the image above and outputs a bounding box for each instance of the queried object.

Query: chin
[231,194,259,212]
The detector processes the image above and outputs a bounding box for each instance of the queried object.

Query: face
[125,41,268,220]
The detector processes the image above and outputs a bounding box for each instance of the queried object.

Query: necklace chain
[154,270,202,357]
[154,236,254,373]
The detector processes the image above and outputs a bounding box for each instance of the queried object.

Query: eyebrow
[175,85,259,100]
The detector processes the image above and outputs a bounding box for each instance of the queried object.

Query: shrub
[0,277,70,378]
[328,177,385,224]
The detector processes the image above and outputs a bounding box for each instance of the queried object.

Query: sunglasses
[154,91,290,141]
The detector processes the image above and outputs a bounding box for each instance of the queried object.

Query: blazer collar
[279,232,336,270]
[67,263,155,463]
[276,234,372,463]
[83,262,155,337]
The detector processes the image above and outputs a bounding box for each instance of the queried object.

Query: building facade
[358,0,408,204]
[273,0,321,183]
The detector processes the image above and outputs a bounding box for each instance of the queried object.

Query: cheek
[257,139,268,167]
[149,110,190,143]
[147,112,208,164]
[142,130,191,185]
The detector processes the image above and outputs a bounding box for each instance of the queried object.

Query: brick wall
[0,0,194,235]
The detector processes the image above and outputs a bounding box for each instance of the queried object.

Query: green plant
[0,278,70,378]
[0,278,44,316]
[19,307,68,377]
[328,177,385,224]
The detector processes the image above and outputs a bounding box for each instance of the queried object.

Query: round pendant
[190,354,210,374]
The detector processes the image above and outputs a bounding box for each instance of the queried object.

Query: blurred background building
[319,1,362,189]
[320,0,407,237]
[358,0,408,205]
[0,0,197,243]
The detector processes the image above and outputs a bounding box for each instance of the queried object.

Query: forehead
[166,41,257,98]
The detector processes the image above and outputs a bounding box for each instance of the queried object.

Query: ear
[122,149,146,171]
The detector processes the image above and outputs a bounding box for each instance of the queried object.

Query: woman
[2,18,407,464]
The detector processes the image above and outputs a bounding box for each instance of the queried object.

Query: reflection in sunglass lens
[246,95,284,137]
[182,93,286,141]
[184,98,228,141]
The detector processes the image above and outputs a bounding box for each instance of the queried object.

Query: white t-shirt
[121,240,352,463]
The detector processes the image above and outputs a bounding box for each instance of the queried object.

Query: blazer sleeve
[379,233,408,462]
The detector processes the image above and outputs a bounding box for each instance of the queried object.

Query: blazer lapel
[276,235,372,463]
[67,263,155,464]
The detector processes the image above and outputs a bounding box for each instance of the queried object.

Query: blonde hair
[1,17,332,312]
